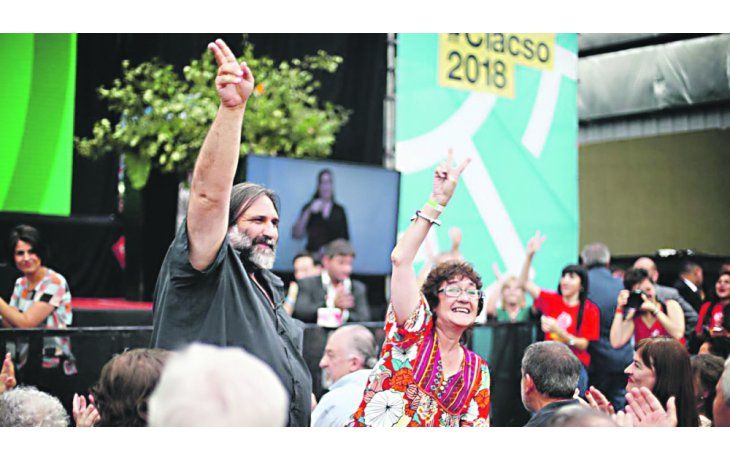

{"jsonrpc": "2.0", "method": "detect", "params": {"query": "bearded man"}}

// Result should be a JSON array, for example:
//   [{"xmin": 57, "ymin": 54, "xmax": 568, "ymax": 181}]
[{"xmin": 150, "ymin": 38, "xmax": 312, "ymax": 426}]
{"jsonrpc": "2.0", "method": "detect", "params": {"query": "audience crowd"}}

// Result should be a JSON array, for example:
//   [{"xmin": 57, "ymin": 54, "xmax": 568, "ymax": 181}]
[
  {"xmin": 1, "ymin": 37, "xmax": 729, "ymax": 429},
  {"xmin": 2, "ymin": 213, "xmax": 728, "ymax": 428}
]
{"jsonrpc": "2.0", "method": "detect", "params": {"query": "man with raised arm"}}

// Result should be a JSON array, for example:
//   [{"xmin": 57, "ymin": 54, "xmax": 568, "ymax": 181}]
[{"xmin": 150, "ymin": 39, "xmax": 312, "ymax": 426}]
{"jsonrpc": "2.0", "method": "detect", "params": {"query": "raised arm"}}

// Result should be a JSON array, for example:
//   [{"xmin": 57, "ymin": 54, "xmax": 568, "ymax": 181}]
[
  {"xmin": 291, "ymin": 202, "xmax": 315, "ymax": 240},
  {"xmin": 649, "ymin": 299, "xmax": 685, "ymax": 340},
  {"xmin": 390, "ymin": 150, "xmax": 470, "ymax": 326},
  {"xmin": 485, "ymin": 263, "xmax": 504, "ymax": 318},
  {"xmin": 610, "ymin": 290, "xmax": 635, "ymax": 348},
  {"xmin": 518, "ymin": 231, "xmax": 546, "ymax": 307},
  {"xmin": 187, "ymin": 39, "xmax": 255, "ymax": 271}
]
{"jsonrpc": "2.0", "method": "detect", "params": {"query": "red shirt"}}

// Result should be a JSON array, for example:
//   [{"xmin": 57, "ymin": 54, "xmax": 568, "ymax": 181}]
[
  {"xmin": 696, "ymin": 301, "xmax": 727, "ymax": 334},
  {"xmin": 534, "ymin": 290, "xmax": 600, "ymax": 367},
  {"xmin": 633, "ymin": 306, "xmax": 685, "ymax": 345}
]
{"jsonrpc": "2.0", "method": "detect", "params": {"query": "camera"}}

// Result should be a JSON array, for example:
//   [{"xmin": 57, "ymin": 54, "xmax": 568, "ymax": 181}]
[{"xmin": 625, "ymin": 289, "xmax": 644, "ymax": 314}]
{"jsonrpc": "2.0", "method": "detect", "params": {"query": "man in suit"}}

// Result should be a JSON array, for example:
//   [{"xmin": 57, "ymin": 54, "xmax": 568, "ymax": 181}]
[
  {"xmin": 293, "ymin": 239, "xmax": 370, "ymax": 325},
  {"xmin": 633, "ymin": 257, "xmax": 698, "ymax": 336},
  {"xmin": 673, "ymin": 260, "xmax": 705, "ymax": 313},
  {"xmin": 581, "ymin": 242, "xmax": 632, "ymax": 410}
]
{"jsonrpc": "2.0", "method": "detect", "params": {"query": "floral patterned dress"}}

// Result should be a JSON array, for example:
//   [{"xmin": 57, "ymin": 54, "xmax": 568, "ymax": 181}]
[{"xmin": 350, "ymin": 295, "xmax": 491, "ymax": 427}]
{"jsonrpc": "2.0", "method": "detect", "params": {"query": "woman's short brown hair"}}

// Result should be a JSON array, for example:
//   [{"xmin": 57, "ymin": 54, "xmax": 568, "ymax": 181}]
[
  {"xmin": 91, "ymin": 348, "xmax": 171, "ymax": 427},
  {"xmin": 422, "ymin": 260, "xmax": 483, "ymax": 333}
]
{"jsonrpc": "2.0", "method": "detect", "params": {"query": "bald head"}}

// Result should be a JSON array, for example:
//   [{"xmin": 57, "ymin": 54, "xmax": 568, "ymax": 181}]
[
  {"xmin": 633, "ymin": 257, "xmax": 658, "ymax": 282},
  {"xmin": 319, "ymin": 325, "xmax": 378, "ymax": 387}
]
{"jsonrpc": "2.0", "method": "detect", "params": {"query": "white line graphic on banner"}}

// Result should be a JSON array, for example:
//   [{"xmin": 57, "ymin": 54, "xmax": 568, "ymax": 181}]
[{"xmin": 522, "ymin": 45, "xmax": 578, "ymax": 158}]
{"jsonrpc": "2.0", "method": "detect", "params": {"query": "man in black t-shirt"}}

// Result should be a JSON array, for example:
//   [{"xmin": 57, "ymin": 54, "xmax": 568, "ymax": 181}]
[{"xmin": 150, "ymin": 38, "xmax": 312, "ymax": 426}]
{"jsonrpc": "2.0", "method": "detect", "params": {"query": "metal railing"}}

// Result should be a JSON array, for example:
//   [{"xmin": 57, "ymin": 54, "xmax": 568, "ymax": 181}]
[{"xmin": 1, "ymin": 320, "xmax": 539, "ymax": 426}]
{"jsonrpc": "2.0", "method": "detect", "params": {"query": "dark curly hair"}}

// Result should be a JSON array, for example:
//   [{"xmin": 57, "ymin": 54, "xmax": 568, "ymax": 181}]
[
  {"xmin": 422, "ymin": 260, "xmax": 483, "ymax": 343},
  {"xmin": 91, "ymin": 349, "xmax": 171, "ymax": 427}
]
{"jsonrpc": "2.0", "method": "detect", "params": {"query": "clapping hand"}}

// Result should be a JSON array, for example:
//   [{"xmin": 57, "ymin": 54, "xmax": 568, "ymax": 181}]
[
  {"xmin": 585, "ymin": 386, "xmax": 615, "ymax": 415},
  {"xmin": 613, "ymin": 387, "xmax": 677, "ymax": 427},
  {"xmin": 334, "ymin": 284, "xmax": 354, "ymax": 310},
  {"xmin": 431, "ymin": 149, "xmax": 470, "ymax": 207},
  {"xmin": 73, "ymin": 393, "xmax": 100, "ymax": 428},
  {"xmin": 0, "ymin": 352, "xmax": 16, "ymax": 394},
  {"xmin": 540, "ymin": 315, "xmax": 558, "ymax": 334},
  {"xmin": 208, "ymin": 39, "xmax": 255, "ymax": 109}
]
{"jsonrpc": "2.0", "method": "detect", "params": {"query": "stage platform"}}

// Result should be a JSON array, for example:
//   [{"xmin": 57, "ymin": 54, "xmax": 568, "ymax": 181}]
[{"xmin": 72, "ymin": 298, "xmax": 153, "ymax": 327}]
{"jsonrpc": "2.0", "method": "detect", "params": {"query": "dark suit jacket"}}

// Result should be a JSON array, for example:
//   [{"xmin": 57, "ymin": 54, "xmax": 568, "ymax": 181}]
[
  {"xmin": 292, "ymin": 275, "xmax": 370, "ymax": 324},
  {"xmin": 586, "ymin": 266, "xmax": 633, "ymax": 373},
  {"xmin": 673, "ymin": 278, "xmax": 704, "ymax": 313}
]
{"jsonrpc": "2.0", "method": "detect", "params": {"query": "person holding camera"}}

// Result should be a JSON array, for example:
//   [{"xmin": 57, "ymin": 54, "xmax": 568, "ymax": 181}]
[{"xmin": 610, "ymin": 268, "xmax": 685, "ymax": 349}]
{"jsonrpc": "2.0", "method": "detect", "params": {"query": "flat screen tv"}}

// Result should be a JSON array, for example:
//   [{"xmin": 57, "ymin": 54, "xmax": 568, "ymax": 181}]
[{"xmin": 244, "ymin": 155, "xmax": 400, "ymax": 275}]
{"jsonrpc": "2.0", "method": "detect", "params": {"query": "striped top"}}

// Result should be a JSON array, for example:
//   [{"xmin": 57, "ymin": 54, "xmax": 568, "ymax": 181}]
[{"xmin": 7, "ymin": 268, "xmax": 77, "ymax": 375}]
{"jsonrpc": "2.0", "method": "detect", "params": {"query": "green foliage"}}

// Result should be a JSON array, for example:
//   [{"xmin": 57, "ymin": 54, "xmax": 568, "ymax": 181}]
[{"xmin": 76, "ymin": 38, "xmax": 351, "ymax": 189}]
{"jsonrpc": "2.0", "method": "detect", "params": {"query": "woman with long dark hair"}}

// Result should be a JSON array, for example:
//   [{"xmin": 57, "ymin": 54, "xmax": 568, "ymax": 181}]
[
  {"xmin": 518, "ymin": 231, "xmax": 600, "ymax": 395},
  {"xmin": 292, "ymin": 168, "xmax": 350, "ymax": 257},
  {"xmin": 625, "ymin": 337, "xmax": 700, "ymax": 426},
  {"xmin": 690, "ymin": 353, "xmax": 725, "ymax": 426}
]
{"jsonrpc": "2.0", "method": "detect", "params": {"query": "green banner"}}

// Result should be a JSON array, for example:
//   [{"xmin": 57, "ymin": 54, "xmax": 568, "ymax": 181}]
[
  {"xmin": 0, "ymin": 33, "xmax": 76, "ymax": 216},
  {"xmin": 395, "ymin": 33, "xmax": 578, "ymax": 306}
]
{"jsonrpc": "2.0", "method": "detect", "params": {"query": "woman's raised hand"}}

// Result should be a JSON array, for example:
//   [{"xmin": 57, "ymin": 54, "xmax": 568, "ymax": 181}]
[
  {"xmin": 208, "ymin": 39, "xmax": 254, "ymax": 109},
  {"xmin": 526, "ymin": 230, "xmax": 546, "ymax": 256},
  {"xmin": 431, "ymin": 149, "xmax": 470, "ymax": 206}
]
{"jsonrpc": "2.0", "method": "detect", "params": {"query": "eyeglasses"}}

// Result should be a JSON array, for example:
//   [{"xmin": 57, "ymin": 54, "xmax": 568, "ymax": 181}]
[{"xmin": 438, "ymin": 286, "xmax": 481, "ymax": 299}]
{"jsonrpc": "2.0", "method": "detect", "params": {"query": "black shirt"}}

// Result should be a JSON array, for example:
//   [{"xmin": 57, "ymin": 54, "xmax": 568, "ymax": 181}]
[
  {"xmin": 524, "ymin": 399, "xmax": 579, "ymax": 427},
  {"xmin": 150, "ymin": 219, "xmax": 312, "ymax": 426},
  {"xmin": 303, "ymin": 202, "xmax": 349, "ymax": 254}
]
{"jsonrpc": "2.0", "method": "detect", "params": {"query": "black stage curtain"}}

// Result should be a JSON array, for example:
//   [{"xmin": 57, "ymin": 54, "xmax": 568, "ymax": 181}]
[{"xmin": 0, "ymin": 213, "xmax": 124, "ymax": 298}]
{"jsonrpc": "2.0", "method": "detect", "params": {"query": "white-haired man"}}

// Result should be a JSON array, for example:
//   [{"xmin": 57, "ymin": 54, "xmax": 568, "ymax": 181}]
[
  {"xmin": 0, "ymin": 386, "xmax": 69, "ymax": 427},
  {"xmin": 312, "ymin": 325, "xmax": 378, "ymax": 427},
  {"xmin": 150, "ymin": 39, "xmax": 311, "ymax": 426},
  {"xmin": 148, "ymin": 343, "xmax": 289, "ymax": 427}
]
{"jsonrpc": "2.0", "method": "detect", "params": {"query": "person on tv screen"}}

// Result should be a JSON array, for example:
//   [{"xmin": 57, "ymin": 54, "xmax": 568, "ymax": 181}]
[{"xmin": 292, "ymin": 169, "xmax": 349, "ymax": 257}]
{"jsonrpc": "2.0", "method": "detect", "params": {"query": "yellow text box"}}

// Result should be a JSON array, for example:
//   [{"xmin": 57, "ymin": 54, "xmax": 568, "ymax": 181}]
[{"xmin": 438, "ymin": 33, "xmax": 555, "ymax": 98}]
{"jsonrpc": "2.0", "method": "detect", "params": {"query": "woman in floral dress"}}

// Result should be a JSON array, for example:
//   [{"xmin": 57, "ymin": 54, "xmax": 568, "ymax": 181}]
[{"xmin": 350, "ymin": 151, "xmax": 491, "ymax": 427}]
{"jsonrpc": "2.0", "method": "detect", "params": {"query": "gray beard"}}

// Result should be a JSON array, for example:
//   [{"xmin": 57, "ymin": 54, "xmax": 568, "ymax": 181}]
[{"xmin": 228, "ymin": 226, "xmax": 276, "ymax": 270}]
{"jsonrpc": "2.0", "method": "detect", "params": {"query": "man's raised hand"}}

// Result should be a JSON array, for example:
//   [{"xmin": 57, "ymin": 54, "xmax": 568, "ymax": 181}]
[
  {"xmin": 431, "ymin": 149, "xmax": 470, "ymax": 206},
  {"xmin": 208, "ymin": 39, "xmax": 254, "ymax": 109}
]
